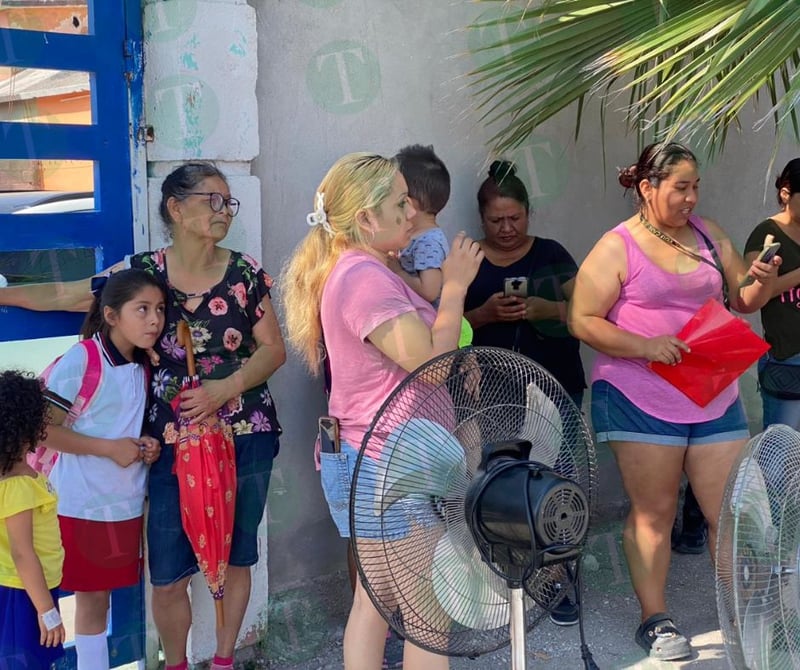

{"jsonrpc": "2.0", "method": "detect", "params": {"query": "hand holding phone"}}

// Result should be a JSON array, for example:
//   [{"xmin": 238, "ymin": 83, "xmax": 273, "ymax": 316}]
[
  {"xmin": 319, "ymin": 416, "xmax": 340, "ymax": 454},
  {"xmin": 740, "ymin": 235, "xmax": 780, "ymax": 288},
  {"xmin": 504, "ymin": 276, "xmax": 528, "ymax": 298}
]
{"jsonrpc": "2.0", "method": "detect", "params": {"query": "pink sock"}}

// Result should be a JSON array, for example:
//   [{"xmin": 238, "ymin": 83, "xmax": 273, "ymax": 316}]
[
  {"xmin": 211, "ymin": 655, "xmax": 234, "ymax": 669},
  {"xmin": 165, "ymin": 661, "xmax": 188, "ymax": 670}
]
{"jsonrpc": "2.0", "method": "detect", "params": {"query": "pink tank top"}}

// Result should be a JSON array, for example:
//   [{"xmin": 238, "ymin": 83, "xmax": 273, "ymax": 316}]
[{"xmin": 592, "ymin": 216, "xmax": 738, "ymax": 422}]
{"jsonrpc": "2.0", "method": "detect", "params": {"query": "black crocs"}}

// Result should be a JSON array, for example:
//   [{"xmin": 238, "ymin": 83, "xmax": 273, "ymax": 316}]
[{"xmin": 635, "ymin": 613, "xmax": 692, "ymax": 661}]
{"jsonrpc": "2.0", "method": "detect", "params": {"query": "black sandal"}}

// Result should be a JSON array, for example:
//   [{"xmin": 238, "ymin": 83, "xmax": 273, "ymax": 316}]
[{"xmin": 635, "ymin": 613, "xmax": 692, "ymax": 661}]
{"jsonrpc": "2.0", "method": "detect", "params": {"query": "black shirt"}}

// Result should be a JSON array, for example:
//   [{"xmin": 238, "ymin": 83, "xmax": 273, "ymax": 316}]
[
  {"xmin": 464, "ymin": 237, "xmax": 586, "ymax": 394},
  {"xmin": 744, "ymin": 219, "xmax": 800, "ymax": 360}
]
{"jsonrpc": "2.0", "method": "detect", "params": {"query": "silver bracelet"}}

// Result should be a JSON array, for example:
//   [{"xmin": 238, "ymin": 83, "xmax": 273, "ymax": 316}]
[{"xmin": 40, "ymin": 607, "xmax": 62, "ymax": 631}]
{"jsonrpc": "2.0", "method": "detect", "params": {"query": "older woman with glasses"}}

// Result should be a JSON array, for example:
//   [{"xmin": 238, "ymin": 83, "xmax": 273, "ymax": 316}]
[{"xmin": 0, "ymin": 162, "xmax": 286, "ymax": 670}]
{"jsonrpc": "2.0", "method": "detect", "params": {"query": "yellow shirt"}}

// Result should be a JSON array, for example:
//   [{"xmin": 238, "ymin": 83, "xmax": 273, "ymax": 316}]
[{"xmin": 0, "ymin": 473, "xmax": 63, "ymax": 589}]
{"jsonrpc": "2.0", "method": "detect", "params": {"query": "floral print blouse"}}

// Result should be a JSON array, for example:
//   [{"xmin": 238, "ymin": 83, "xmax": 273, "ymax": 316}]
[{"xmin": 129, "ymin": 248, "xmax": 281, "ymax": 445}]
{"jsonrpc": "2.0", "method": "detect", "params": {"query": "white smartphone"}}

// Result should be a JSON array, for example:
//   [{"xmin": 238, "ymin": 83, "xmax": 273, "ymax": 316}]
[
  {"xmin": 740, "ymin": 241, "xmax": 780, "ymax": 287},
  {"xmin": 504, "ymin": 276, "xmax": 528, "ymax": 298}
]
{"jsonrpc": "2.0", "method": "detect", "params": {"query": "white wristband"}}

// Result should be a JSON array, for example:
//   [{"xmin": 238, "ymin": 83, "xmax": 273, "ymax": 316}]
[{"xmin": 40, "ymin": 607, "xmax": 62, "ymax": 631}]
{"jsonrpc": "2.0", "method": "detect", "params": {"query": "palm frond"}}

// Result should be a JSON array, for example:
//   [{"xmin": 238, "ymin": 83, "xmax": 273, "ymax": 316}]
[{"xmin": 467, "ymin": 0, "xmax": 800, "ymax": 159}]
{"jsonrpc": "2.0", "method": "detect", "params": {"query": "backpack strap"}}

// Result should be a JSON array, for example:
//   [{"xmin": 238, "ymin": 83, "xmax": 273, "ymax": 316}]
[{"xmin": 63, "ymin": 338, "xmax": 104, "ymax": 428}]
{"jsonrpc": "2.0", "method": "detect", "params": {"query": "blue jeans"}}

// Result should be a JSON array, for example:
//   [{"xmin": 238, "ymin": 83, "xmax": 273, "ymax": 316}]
[
  {"xmin": 319, "ymin": 442, "xmax": 439, "ymax": 540},
  {"xmin": 759, "ymin": 352, "xmax": 800, "ymax": 430}
]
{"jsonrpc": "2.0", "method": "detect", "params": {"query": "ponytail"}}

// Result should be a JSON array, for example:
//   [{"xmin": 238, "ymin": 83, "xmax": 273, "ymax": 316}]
[
  {"xmin": 80, "ymin": 276, "xmax": 108, "ymax": 340},
  {"xmin": 282, "ymin": 152, "xmax": 397, "ymax": 373}
]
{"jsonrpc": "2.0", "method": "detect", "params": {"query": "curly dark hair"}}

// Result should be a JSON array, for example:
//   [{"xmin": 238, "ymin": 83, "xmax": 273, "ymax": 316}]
[{"xmin": 0, "ymin": 370, "xmax": 50, "ymax": 475}]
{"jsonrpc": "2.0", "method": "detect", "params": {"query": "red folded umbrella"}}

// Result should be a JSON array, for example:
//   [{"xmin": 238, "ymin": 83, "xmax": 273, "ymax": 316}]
[
  {"xmin": 650, "ymin": 299, "xmax": 770, "ymax": 407},
  {"xmin": 174, "ymin": 321, "xmax": 237, "ymax": 628}
]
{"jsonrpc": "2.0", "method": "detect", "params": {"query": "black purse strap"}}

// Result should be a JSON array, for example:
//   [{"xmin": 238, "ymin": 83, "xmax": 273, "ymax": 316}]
[{"xmin": 691, "ymin": 223, "xmax": 730, "ymax": 310}]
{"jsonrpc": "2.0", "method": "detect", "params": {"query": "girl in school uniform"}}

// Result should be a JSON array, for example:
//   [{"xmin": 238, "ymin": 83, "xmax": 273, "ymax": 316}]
[{"xmin": 43, "ymin": 269, "xmax": 164, "ymax": 670}]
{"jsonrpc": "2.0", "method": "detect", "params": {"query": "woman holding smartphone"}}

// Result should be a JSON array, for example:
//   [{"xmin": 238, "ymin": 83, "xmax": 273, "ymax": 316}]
[
  {"xmin": 464, "ymin": 160, "xmax": 586, "ymax": 408},
  {"xmin": 745, "ymin": 157, "xmax": 800, "ymax": 428},
  {"xmin": 283, "ymin": 152, "xmax": 482, "ymax": 670}
]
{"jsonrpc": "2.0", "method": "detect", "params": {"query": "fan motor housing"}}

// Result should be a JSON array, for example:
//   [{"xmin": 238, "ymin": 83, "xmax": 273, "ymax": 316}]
[{"xmin": 466, "ymin": 443, "xmax": 590, "ymax": 573}]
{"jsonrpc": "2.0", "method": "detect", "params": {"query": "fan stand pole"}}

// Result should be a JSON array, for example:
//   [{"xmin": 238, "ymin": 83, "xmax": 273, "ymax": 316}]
[{"xmin": 509, "ymin": 587, "xmax": 527, "ymax": 670}]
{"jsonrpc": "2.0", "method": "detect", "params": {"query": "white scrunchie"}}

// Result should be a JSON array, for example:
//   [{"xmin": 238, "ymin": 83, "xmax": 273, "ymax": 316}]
[{"xmin": 306, "ymin": 192, "xmax": 334, "ymax": 236}]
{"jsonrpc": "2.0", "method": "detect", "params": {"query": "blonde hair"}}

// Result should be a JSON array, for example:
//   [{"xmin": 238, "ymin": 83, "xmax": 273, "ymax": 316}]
[{"xmin": 282, "ymin": 152, "xmax": 398, "ymax": 373}]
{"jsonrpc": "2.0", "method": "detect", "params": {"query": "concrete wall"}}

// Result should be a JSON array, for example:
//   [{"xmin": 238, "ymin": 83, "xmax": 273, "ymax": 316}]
[{"xmin": 254, "ymin": 0, "xmax": 798, "ymax": 596}]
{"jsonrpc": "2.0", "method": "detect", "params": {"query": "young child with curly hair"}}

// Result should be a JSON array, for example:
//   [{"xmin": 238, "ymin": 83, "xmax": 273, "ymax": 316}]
[{"xmin": 0, "ymin": 369, "xmax": 65, "ymax": 669}]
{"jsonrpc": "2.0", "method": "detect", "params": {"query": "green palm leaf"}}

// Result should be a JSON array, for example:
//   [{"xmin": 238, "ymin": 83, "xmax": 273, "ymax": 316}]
[{"xmin": 468, "ymin": 0, "xmax": 800, "ymax": 160}]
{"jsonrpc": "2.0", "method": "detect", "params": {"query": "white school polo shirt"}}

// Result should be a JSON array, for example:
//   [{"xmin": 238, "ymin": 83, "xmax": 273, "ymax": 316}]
[{"xmin": 46, "ymin": 334, "xmax": 148, "ymax": 522}]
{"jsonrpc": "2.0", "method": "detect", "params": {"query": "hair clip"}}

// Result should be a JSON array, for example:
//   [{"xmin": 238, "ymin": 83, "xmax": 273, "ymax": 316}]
[{"xmin": 306, "ymin": 192, "xmax": 334, "ymax": 236}]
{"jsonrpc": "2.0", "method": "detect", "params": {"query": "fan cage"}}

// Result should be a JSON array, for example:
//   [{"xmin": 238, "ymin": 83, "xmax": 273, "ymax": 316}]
[
  {"xmin": 350, "ymin": 347, "xmax": 598, "ymax": 657},
  {"xmin": 716, "ymin": 424, "xmax": 800, "ymax": 670}
]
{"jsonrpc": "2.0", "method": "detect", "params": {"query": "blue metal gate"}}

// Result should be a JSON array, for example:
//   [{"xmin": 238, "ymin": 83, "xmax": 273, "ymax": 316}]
[
  {"xmin": 0, "ymin": 1, "xmax": 146, "ymax": 667},
  {"xmin": 0, "ymin": 0, "xmax": 144, "ymax": 342}
]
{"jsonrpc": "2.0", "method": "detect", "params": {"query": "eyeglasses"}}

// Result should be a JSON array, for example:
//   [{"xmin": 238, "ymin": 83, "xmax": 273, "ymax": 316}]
[{"xmin": 187, "ymin": 192, "xmax": 240, "ymax": 217}]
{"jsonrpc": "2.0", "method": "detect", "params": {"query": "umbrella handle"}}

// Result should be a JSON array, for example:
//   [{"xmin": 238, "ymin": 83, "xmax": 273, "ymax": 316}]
[
  {"xmin": 176, "ymin": 320, "xmax": 197, "ymax": 377},
  {"xmin": 215, "ymin": 598, "xmax": 225, "ymax": 629}
]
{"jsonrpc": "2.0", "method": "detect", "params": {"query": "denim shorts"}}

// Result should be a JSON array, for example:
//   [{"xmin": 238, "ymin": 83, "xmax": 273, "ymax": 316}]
[
  {"xmin": 591, "ymin": 380, "xmax": 749, "ymax": 447},
  {"xmin": 147, "ymin": 431, "xmax": 279, "ymax": 586},
  {"xmin": 320, "ymin": 442, "xmax": 439, "ymax": 540}
]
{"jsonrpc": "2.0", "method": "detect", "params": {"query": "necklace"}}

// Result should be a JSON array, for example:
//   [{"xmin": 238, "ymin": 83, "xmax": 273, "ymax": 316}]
[
  {"xmin": 638, "ymin": 213, "xmax": 709, "ymax": 266},
  {"xmin": 639, "ymin": 213, "xmax": 731, "ymax": 307},
  {"xmin": 174, "ymin": 287, "xmax": 208, "ymax": 303}
]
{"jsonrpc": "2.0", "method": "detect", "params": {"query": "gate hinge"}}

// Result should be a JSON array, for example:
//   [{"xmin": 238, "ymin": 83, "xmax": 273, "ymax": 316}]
[{"xmin": 123, "ymin": 39, "xmax": 143, "ymax": 83}]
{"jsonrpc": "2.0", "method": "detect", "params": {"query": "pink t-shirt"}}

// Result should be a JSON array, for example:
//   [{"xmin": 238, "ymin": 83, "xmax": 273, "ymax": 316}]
[
  {"xmin": 321, "ymin": 251, "xmax": 437, "ymax": 455},
  {"xmin": 592, "ymin": 217, "xmax": 738, "ymax": 422}
]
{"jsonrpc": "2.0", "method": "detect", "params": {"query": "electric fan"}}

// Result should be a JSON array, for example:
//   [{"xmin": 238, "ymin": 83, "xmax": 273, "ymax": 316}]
[
  {"xmin": 350, "ymin": 347, "xmax": 598, "ymax": 669},
  {"xmin": 716, "ymin": 423, "xmax": 800, "ymax": 669}
]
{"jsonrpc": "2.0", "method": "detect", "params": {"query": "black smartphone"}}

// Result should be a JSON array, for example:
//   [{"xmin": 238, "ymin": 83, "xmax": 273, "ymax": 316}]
[
  {"xmin": 504, "ymin": 276, "xmax": 528, "ymax": 298},
  {"xmin": 319, "ymin": 416, "xmax": 340, "ymax": 454}
]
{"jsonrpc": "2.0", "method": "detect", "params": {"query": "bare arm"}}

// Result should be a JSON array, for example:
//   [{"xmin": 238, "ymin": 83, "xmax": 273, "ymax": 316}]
[
  {"xmin": 44, "ymin": 404, "xmax": 143, "ymax": 467},
  {"xmin": 415, "ymin": 268, "xmax": 443, "ymax": 303},
  {"xmin": 702, "ymin": 218, "xmax": 779, "ymax": 313},
  {"xmin": 0, "ymin": 279, "xmax": 94, "ymax": 312},
  {"xmin": 568, "ymin": 232, "xmax": 689, "ymax": 364},
  {"xmin": 525, "ymin": 277, "xmax": 574, "ymax": 323},
  {"xmin": 465, "ymin": 294, "xmax": 528, "ymax": 329},
  {"xmin": 744, "ymin": 250, "xmax": 800, "ymax": 299},
  {"xmin": 368, "ymin": 234, "xmax": 483, "ymax": 372},
  {"xmin": 7, "ymin": 508, "xmax": 66, "ymax": 647},
  {"xmin": 179, "ymin": 297, "xmax": 286, "ymax": 421},
  {"xmin": 388, "ymin": 258, "xmax": 443, "ymax": 304},
  {"xmin": 0, "ymin": 261, "xmax": 126, "ymax": 312}
]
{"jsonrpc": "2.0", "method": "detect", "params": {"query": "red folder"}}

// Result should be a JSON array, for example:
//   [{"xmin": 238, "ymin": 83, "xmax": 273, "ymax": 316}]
[{"xmin": 650, "ymin": 299, "xmax": 770, "ymax": 407}]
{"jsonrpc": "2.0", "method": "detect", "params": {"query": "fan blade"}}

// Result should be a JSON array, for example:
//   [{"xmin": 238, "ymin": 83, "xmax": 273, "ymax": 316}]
[
  {"xmin": 732, "ymin": 456, "xmax": 773, "ymax": 535},
  {"xmin": 519, "ymin": 381, "xmax": 563, "ymax": 467},
  {"xmin": 431, "ymin": 532, "xmax": 509, "ymax": 630},
  {"xmin": 375, "ymin": 418, "xmax": 467, "ymax": 515}
]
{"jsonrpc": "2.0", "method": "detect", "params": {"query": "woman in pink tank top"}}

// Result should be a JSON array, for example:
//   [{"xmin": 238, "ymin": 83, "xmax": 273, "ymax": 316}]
[{"xmin": 569, "ymin": 143, "xmax": 779, "ymax": 661}]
